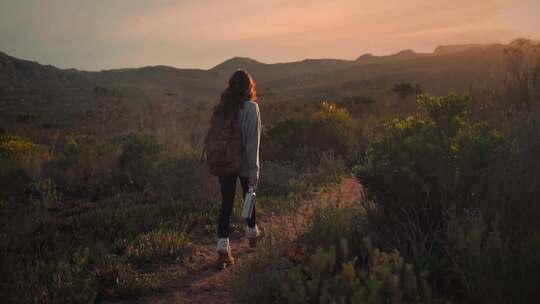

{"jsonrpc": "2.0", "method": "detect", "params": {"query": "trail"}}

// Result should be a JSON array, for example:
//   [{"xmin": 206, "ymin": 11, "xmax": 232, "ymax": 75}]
[{"xmin": 139, "ymin": 178, "xmax": 363, "ymax": 304}]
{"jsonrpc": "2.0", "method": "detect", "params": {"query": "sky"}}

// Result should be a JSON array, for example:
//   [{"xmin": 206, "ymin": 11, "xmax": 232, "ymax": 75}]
[{"xmin": 1, "ymin": 0, "xmax": 539, "ymax": 71}]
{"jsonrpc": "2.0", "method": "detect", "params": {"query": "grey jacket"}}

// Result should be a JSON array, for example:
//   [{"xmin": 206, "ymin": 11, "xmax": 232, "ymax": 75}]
[{"xmin": 238, "ymin": 100, "xmax": 261, "ymax": 180}]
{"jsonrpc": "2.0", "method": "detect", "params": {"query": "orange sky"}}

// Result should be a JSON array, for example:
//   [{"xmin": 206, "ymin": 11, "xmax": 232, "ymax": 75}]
[{"xmin": 1, "ymin": 0, "xmax": 538, "ymax": 70}]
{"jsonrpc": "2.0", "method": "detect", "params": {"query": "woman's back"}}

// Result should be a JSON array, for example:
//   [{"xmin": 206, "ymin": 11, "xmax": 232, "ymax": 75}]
[
  {"xmin": 238, "ymin": 100, "xmax": 261, "ymax": 180},
  {"xmin": 211, "ymin": 70, "xmax": 262, "ymax": 270}
]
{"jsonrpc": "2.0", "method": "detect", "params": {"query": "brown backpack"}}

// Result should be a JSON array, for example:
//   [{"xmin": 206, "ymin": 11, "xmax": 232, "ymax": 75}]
[{"xmin": 203, "ymin": 112, "xmax": 243, "ymax": 176}]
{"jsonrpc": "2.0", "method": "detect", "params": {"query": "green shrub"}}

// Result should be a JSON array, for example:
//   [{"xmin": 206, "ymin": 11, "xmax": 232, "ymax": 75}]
[
  {"xmin": 0, "ymin": 135, "xmax": 48, "ymax": 198},
  {"xmin": 304, "ymin": 206, "xmax": 364, "ymax": 252},
  {"xmin": 283, "ymin": 239, "xmax": 440, "ymax": 304},
  {"xmin": 266, "ymin": 102, "xmax": 358, "ymax": 163},
  {"xmin": 288, "ymin": 206, "xmax": 441, "ymax": 303},
  {"xmin": 355, "ymin": 94, "xmax": 540, "ymax": 303},
  {"xmin": 443, "ymin": 113, "xmax": 540, "ymax": 304},
  {"xmin": 355, "ymin": 93, "xmax": 501, "ymax": 261},
  {"xmin": 116, "ymin": 135, "xmax": 218, "ymax": 204},
  {"xmin": 234, "ymin": 204, "xmax": 444, "ymax": 304},
  {"xmin": 264, "ymin": 116, "xmax": 312, "ymax": 161},
  {"xmin": 0, "ymin": 135, "xmax": 45, "ymax": 159},
  {"xmin": 151, "ymin": 149, "xmax": 218, "ymax": 204},
  {"xmin": 232, "ymin": 244, "xmax": 292, "ymax": 304},
  {"xmin": 50, "ymin": 137, "xmax": 119, "ymax": 188},
  {"xmin": 118, "ymin": 133, "xmax": 161, "ymax": 187},
  {"xmin": 447, "ymin": 215, "xmax": 540, "ymax": 304},
  {"xmin": 392, "ymin": 82, "xmax": 423, "ymax": 99},
  {"xmin": 484, "ymin": 113, "xmax": 540, "ymax": 239},
  {"xmin": 57, "ymin": 136, "xmax": 82, "ymax": 170}
]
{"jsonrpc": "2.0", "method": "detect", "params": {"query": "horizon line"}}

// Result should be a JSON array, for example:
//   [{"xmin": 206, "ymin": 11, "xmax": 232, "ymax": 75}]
[{"xmin": 2, "ymin": 37, "xmax": 537, "ymax": 73}]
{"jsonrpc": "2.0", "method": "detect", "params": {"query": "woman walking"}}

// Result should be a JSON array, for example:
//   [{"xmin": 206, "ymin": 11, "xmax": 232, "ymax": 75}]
[{"xmin": 204, "ymin": 69, "xmax": 261, "ymax": 269}]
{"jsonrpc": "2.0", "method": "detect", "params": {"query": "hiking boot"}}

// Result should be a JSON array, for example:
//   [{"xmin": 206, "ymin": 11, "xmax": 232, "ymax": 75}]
[
  {"xmin": 245, "ymin": 225, "xmax": 260, "ymax": 249},
  {"xmin": 216, "ymin": 238, "xmax": 234, "ymax": 269},
  {"xmin": 216, "ymin": 249, "xmax": 235, "ymax": 270}
]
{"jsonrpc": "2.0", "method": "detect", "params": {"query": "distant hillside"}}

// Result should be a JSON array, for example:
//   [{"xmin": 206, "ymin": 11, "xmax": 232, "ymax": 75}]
[
  {"xmin": 0, "ymin": 51, "xmax": 96, "ymax": 114},
  {"xmin": 0, "ymin": 51, "xmax": 225, "ymax": 116},
  {"xmin": 0, "ymin": 40, "xmax": 525, "ymax": 121}
]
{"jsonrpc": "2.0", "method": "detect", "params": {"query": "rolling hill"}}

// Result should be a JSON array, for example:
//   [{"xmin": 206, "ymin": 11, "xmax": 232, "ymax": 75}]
[{"xmin": 0, "ymin": 40, "xmax": 522, "ymax": 122}]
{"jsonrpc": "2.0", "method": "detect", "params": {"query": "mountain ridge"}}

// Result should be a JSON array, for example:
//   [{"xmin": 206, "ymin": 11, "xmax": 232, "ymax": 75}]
[
  {"xmin": 0, "ymin": 41, "xmax": 509, "ymax": 74},
  {"xmin": 0, "ymin": 40, "xmax": 531, "ymax": 121}
]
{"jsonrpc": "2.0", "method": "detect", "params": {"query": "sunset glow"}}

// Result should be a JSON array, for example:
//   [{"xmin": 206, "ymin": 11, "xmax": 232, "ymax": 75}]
[{"xmin": 1, "ymin": 0, "xmax": 539, "ymax": 70}]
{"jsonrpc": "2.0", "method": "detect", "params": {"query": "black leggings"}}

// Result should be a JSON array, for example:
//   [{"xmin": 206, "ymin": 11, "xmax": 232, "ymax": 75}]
[{"xmin": 217, "ymin": 174, "xmax": 256, "ymax": 238}]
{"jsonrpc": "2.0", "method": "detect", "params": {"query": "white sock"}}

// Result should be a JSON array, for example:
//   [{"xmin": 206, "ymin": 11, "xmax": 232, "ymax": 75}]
[
  {"xmin": 245, "ymin": 225, "xmax": 260, "ymax": 239},
  {"xmin": 217, "ymin": 238, "xmax": 230, "ymax": 252}
]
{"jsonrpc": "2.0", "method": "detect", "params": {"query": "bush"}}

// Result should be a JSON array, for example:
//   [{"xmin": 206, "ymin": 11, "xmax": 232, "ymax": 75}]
[
  {"xmin": 118, "ymin": 133, "xmax": 161, "ymax": 187},
  {"xmin": 47, "ymin": 137, "xmax": 119, "ymax": 198},
  {"xmin": 444, "ymin": 113, "xmax": 540, "ymax": 303},
  {"xmin": 116, "ymin": 136, "xmax": 219, "ymax": 205},
  {"xmin": 248, "ymin": 154, "xmax": 346, "ymax": 216},
  {"xmin": 392, "ymin": 82, "xmax": 423, "ymax": 99},
  {"xmin": 355, "ymin": 94, "xmax": 540, "ymax": 303},
  {"xmin": 447, "ymin": 215, "xmax": 540, "ymax": 304},
  {"xmin": 234, "ymin": 203, "xmax": 445, "ymax": 304},
  {"xmin": 286, "ymin": 203, "xmax": 443, "ymax": 303},
  {"xmin": 232, "ymin": 244, "xmax": 292, "ymax": 304},
  {"xmin": 0, "ymin": 135, "xmax": 48, "ymax": 198},
  {"xmin": 283, "ymin": 239, "xmax": 440, "ymax": 304},
  {"xmin": 232, "ymin": 172, "xmax": 354, "ymax": 304},
  {"xmin": 266, "ymin": 102, "xmax": 358, "ymax": 163},
  {"xmin": 355, "ymin": 93, "xmax": 501, "ymax": 262},
  {"xmin": 304, "ymin": 206, "xmax": 364, "ymax": 253},
  {"xmin": 151, "ymin": 149, "xmax": 218, "ymax": 204},
  {"xmin": 484, "ymin": 113, "xmax": 540, "ymax": 239}
]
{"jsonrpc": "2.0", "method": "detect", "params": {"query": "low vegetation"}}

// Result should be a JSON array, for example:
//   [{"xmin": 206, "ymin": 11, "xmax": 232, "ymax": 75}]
[
  {"xmin": 265, "ymin": 101, "xmax": 358, "ymax": 163},
  {"xmin": 0, "ymin": 99, "xmax": 351, "ymax": 302},
  {"xmin": 1, "ymin": 39, "xmax": 539, "ymax": 304},
  {"xmin": 234, "ymin": 90, "xmax": 540, "ymax": 304}
]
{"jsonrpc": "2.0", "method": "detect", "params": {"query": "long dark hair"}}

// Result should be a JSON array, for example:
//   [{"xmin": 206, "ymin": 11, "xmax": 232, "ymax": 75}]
[{"xmin": 213, "ymin": 70, "xmax": 257, "ymax": 118}]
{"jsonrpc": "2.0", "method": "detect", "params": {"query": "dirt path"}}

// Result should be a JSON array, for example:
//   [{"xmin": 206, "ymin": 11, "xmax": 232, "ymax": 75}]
[{"xmin": 141, "ymin": 178, "xmax": 363, "ymax": 304}]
